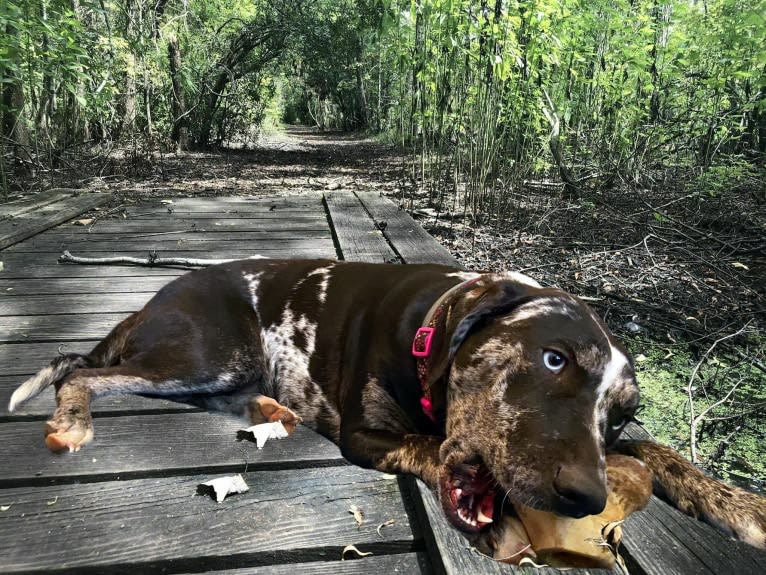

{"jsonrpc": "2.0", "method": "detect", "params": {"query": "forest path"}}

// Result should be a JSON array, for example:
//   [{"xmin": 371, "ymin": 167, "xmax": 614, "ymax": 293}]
[{"xmin": 82, "ymin": 126, "xmax": 407, "ymax": 200}]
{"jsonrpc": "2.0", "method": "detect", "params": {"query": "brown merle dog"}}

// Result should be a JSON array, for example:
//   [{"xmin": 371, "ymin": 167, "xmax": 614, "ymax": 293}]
[{"xmin": 9, "ymin": 259, "xmax": 766, "ymax": 548}]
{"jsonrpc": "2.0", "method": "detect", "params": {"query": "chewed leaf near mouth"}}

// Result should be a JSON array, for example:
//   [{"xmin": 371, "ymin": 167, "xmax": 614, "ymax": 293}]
[{"xmin": 439, "ymin": 460, "xmax": 497, "ymax": 533}]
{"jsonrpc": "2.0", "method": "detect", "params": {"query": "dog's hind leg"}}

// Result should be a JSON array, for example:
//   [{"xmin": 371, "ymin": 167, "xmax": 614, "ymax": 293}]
[
  {"xmin": 616, "ymin": 439, "xmax": 766, "ymax": 548},
  {"xmin": 44, "ymin": 365, "xmax": 243, "ymax": 452}
]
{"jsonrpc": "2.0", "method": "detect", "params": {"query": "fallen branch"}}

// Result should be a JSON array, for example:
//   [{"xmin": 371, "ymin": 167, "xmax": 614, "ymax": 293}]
[
  {"xmin": 686, "ymin": 321, "xmax": 752, "ymax": 463},
  {"xmin": 58, "ymin": 250, "xmax": 239, "ymax": 267}
]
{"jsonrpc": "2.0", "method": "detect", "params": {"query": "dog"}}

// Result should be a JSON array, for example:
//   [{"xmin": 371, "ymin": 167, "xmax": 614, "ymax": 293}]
[{"xmin": 8, "ymin": 258, "xmax": 766, "ymax": 548}]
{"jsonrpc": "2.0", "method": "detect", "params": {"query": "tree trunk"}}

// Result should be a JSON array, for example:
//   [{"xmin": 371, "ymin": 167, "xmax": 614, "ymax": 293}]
[
  {"xmin": 120, "ymin": 1, "xmax": 137, "ymax": 137},
  {"xmin": 36, "ymin": 0, "xmax": 53, "ymax": 136},
  {"xmin": 168, "ymin": 36, "xmax": 189, "ymax": 150},
  {"xmin": 0, "ymin": 21, "xmax": 31, "ymax": 158},
  {"xmin": 121, "ymin": 57, "xmax": 137, "ymax": 136},
  {"xmin": 355, "ymin": 65, "xmax": 368, "ymax": 128}
]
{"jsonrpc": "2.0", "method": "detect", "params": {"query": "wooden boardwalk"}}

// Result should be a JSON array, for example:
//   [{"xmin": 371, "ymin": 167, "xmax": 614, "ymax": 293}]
[{"xmin": 0, "ymin": 191, "xmax": 764, "ymax": 575}]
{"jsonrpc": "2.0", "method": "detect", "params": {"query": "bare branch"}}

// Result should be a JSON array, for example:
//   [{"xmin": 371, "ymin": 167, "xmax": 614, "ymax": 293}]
[
  {"xmin": 686, "ymin": 321, "xmax": 752, "ymax": 463},
  {"xmin": 57, "ymin": 250, "xmax": 254, "ymax": 268}
]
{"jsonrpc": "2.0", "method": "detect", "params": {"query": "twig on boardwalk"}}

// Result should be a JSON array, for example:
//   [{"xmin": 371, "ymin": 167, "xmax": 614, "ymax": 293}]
[{"xmin": 58, "ymin": 250, "xmax": 242, "ymax": 267}]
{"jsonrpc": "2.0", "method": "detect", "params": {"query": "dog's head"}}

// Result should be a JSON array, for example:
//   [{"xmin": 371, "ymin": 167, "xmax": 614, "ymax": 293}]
[{"xmin": 431, "ymin": 273, "xmax": 640, "ymax": 533}]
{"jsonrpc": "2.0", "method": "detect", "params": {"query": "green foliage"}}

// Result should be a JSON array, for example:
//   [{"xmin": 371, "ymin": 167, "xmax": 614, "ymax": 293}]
[
  {"xmin": 691, "ymin": 161, "xmax": 759, "ymax": 197},
  {"xmin": 332, "ymin": 0, "xmax": 766, "ymax": 211},
  {"xmin": 634, "ymin": 339, "xmax": 766, "ymax": 486},
  {"xmin": 1, "ymin": 0, "xmax": 764, "ymax": 187}
]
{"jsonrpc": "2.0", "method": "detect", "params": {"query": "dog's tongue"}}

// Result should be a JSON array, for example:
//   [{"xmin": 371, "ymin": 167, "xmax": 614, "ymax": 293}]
[{"xmin": 477, "ymin": 492, "xmax": 495, "ymax": 525}]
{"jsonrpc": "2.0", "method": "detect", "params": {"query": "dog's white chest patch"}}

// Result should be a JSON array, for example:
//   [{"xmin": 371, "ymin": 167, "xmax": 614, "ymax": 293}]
[
  {"xmin": 261, "ymin": 307, "xmax": 317, "ymax": 388},
  {"xmin": 259, "ymin": 304, "xmax": 338, "ymax": 430}
]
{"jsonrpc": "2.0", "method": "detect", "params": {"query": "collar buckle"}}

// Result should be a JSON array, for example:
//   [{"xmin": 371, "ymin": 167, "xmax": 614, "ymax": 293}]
[{"xmin": 412, "ymin": 327, "xmax": 435, "ymax": 358}]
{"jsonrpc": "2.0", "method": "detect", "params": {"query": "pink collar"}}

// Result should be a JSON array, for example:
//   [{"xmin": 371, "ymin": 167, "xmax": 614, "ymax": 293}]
[{"xmin": 411, "ymin": 276, "xmax": 483, "ymax": 422}]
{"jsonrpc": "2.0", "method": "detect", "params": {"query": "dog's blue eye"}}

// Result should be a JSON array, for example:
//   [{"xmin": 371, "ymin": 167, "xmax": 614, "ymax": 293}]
[{"xmin": 543, "ymin": 350, "xmax": 566, "ymax": 373}]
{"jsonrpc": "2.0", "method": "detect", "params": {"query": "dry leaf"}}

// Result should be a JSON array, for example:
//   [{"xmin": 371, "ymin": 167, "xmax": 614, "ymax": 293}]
[
  {"xmin": 349, "ymin": 504, "xmax": 364, "ymax": 529},
  {"xmin": 376, "ymin": 519, "xmax": 395, "ymax": 537},
  {"xmin": 200, "ymin": 474, "xmax": 249, "ymax": 502},
  {"xmin": 46, "ymin": 496, "xmax": 58, "ymax": 506},
  {"xmin": 341, "ymin": 544, "xmax": 373, "ymax": 560},
  {"xmin": 239, "ymin": 421, "xmax": 288, "ymax": 449},
  {"xmin": 74, "ymin": 218, "xmax": 93, "ymax": 226},
  {"xmin": 634, "ymin": 354, "xmax": 647, "ymax": 363},
  {"xmin": 0, "ymin": 505, "xmax": 10, "ymax": 511},
  {"xmin": 160, "ymin": 199, "xmax": 174, "ymax": 205},
  {"xmin": 731, "ymin": 262, "xmax": 749, "ymax": 270}
]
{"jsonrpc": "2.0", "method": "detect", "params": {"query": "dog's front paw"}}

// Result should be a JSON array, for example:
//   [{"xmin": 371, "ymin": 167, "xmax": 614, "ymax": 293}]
[
  {"xmin": 44, "ymin": 411, "xmax": 93, "ymax": 453},
  {"xmin": 695, "ymin": 489, "xmax": 766, "ymax": 549},
  {"xmin": 618, "ymin": 439, "xmax": 766, "ymax": 548}
]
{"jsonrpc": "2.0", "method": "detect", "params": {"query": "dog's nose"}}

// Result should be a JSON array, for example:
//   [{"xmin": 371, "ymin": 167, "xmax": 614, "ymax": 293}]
[{"xmin": 552, "ymin": 464, "xmax": 607, "ymax": 518}]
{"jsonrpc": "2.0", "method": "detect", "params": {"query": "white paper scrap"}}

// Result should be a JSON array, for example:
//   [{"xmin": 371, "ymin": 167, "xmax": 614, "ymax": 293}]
[
  {"xmin": 201, "ymin": 474, "xmax": 249, "ymax": 503},
  {"xmin": 240, "ymin": 421, "xmax": 289, "ymax": 449}
]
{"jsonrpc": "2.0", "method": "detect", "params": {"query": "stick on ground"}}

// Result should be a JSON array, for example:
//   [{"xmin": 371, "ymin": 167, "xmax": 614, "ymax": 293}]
[{"xmin": 58, "ymin": 250, "xmax": 255, "ymax": 268}]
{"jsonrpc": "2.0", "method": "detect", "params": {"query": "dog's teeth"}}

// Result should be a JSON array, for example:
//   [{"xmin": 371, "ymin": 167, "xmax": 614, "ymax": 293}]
[
  {"xmin": 454, "ymin": 488, "xmax": 463, "ymax": 499},
  {"xmin": 476, "ymin": 509, "xmax": 493, "ymax": 524}
]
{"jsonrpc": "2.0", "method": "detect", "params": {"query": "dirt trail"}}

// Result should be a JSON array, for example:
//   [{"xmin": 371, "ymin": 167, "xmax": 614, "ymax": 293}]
[{"xmin": 81, "ymin": 127, "xmax": 406, "ymax": 199}]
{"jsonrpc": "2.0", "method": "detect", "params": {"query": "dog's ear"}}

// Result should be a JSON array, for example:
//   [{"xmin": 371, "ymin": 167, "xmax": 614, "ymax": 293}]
[
  {"xmin": 447, "ymin": 282, "xmax": 534, "ymax": 358},
  {"xmin": 426, "ymin": 277, "xmax": 539, "ymax": 388}
]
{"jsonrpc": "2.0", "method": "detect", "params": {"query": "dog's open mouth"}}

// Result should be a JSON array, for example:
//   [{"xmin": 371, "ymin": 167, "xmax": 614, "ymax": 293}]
[{"xmin": 439, "ymin": 459, "xmax": 497, "ymax": 533}]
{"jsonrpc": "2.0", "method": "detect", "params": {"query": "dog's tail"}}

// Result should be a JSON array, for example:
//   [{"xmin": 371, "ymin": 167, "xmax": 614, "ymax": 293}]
[
  {"xmin": 8, "ymin": 353, "xmax": 93, "ymax": 412},
  {"xmin": 616, "ymin": 439, "xmax": 766, "ymax": 549},
  {"xmin": 8, "ymin": 312, "xmax": 139, "ymax": 413}
]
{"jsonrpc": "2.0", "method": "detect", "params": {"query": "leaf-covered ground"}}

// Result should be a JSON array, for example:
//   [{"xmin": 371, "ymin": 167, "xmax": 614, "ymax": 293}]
[{"xmin": 10, "ymin": 127, "xmax": 765, "ymax": 488}]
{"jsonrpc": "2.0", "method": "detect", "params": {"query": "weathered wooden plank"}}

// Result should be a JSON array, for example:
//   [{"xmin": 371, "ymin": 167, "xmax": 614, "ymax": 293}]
[
  {"xmin": 125, "ymin": 209, "xmax": 323, "ymax": 219},
  {"xmin": 127, "ymin": 207, "xmax": 322, "ymax": 216},
  {"xmin": 0, "ymin": 292, "xmax": 155, "ymax": 316},
  {"xmin": 406, "ymin": 478, "xmax": 605, "ymax": 575},
  {"xmin": 0, "ymin": 466, "xmax": 417, "ymax": 574},
  {"xmin": 5, "ymin": 237, "xmax": 337, "ymax": 254},
  {"xmin": 0, "ymin": 262, "xmax": 189, "ymax": 279},
  {"xmin": 0, "ymin": 248, "xmax": 336, "ymax": 278},
  {"xmin": 0, "ymin": 276, "xmax": 176, "ymax": 296},
  {"xmin": 622, "ymin": 497, "xmax": 765, "ymax": 575},
  {"xmin": 0, "ymin": 341, "xmax": 96, "ymax": 375},
  {"xmin": 175, "ymin": 554, "xmax": 432, "ymax": 575},
  {"xmin": 0, "ymin": 192, "xmax": 112, "ymax": 250},
  {"xmin": 15, "ymin": 229, "xmax": 332, "ymax": 245},
  {"xmin": 0, "ymin": 412, "xmax": 344, "ymax": 485},
  {"xmin": 0, "ymin": 312, "xmax": 130, "ymax": 342},
  {"xmin": 0, "ymin": 374, "xmax": 198, "ymax": 416},
  {"xmin": 354, "ymin": 192, "xmax": 459, "ymax": 267},
  {"xmin": 324, "ymin": 192, "xmax": 397, "ymax": 263},
  {"xmin": 54, "ymin": 248, "xmax": 336, "ymax": 259},
  {"xmin": 126, "ymin": 212, "xmax": 328, "ymax": 220},
  {"xmin": 0, "ymin": 189, "xmax": 73, "ymax": 220},
  {"xmin": 145, "ymin": 195, "xmax": 323, "ymax": 208},
  {"xmin": 41, "ymin": 219, "xmax": 331, "ymax": 233}
]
